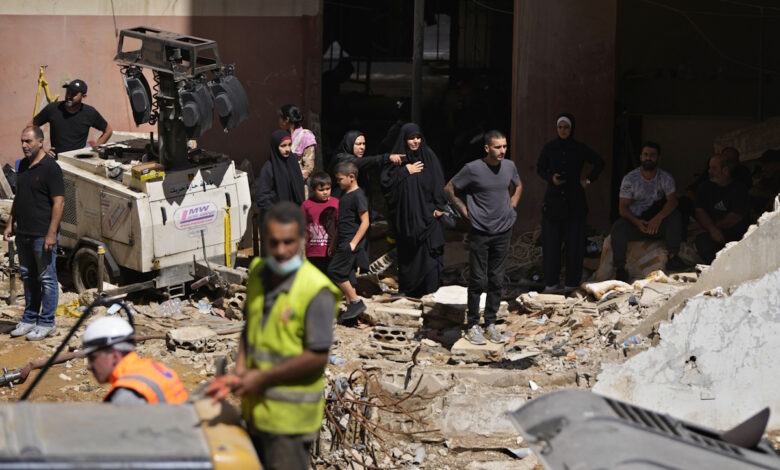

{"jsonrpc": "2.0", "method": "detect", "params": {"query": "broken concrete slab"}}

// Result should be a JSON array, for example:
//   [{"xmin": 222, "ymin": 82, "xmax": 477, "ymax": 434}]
[
  {"xmin": 438, "ymin": 391, "xmax": 525, "ymax": 441},
  {"xmin": 361, "ymin": 303, "xmax": 422, "ymax": 327},
  {"xmin": 626, "ymin": 195, "xmax": 780, "ymax": 341},
  {"xmin": 166, "ymin": 326, "xmax": 218, "ymax": 352},
  {"xmin": 595, "ymin": 266, "xmax": 780, "ymax": 430},
  {"xmin": 417, "ymin": 286, "xmax": 510, "ymax": 331},
  {"xmin": 450, "ymin": 338, "xmax": 504, "ymax": 363},
  {"xmin": 516, "ymin": 292, "xmax": 567, "ymax": 312},
  {"xmin": 638, "ymin": 281, "xmax": 681, "ymax": 307}
]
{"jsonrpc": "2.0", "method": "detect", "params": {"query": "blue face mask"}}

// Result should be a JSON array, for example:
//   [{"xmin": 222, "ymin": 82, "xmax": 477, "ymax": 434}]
[{"xmin": 266, "ymin": 254, "xmax": 303, "ymax": 277}]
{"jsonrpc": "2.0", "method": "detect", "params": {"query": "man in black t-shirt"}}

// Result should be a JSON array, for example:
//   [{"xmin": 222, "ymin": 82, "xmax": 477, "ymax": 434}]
[
  {"xmin": 30, "ymin": 79, "xmax": 113, "ymax": 155},
  {"xmin": 694, "ymin": 154, "xmax": 750, "ymax": 264},
  {"xmin": 4, "ymin": 126, "xmax": 64, "ymax": 341}
]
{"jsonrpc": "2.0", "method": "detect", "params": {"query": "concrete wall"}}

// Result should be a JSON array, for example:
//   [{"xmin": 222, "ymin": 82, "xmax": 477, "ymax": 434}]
[
  {"xmin": 595, "ymin": 265, "xmax": 780, "ymax": 431},
  {"xmin": 0, "ymin": 0, "xmax": 322, "ymax": 173},
  {"xmin": 512, "ymin": 0, "xmax": 616, "ymax": 231}
]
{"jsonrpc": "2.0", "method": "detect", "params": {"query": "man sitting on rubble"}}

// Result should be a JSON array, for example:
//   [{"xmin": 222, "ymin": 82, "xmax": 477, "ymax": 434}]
[
  {"xmin": 205, "ymin": 201, "xmax": 341, "ymax": 470},
  {"xmin": 694, "ymin": 153, "xmax": 750, "ymax": 264},
  {"xmin": 610, "ymin": 141, "xmax": 687, "ymax": 281},
  {"xmin": 82, "ymin": 316, "xmax": 188, "ymax": 404}
]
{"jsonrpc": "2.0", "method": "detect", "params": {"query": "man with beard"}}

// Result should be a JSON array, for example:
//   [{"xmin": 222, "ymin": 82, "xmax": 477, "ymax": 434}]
[
  {"xmin": 4, "ymin": 126, "xmax": 64, "ymax": 340},
  {"xmin": 694, "ymin": 154, "xmax": 750, "ymax": 264},
  {"xmin": 610, "ymin": 141, "xmax": 687, "ymax": 281},
  {"xmin": 30, "ymin": 79, "xmax": 112, "ymax": 156}
]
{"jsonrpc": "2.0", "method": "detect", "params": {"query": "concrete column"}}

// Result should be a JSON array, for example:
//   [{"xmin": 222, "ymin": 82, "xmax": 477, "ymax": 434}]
[
  {"xmin": 412, "ymin": 0, "xmax": 425, "ymax": 124},
  {"xmin": 511, "ymin": 0, "xmax": 617, "ymax": 231}
]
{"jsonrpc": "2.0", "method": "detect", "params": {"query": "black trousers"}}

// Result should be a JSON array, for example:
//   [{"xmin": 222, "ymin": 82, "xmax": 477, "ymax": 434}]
[
  {"xmin": 610, "ymin": 210, "xmax": 683, "ymax": 267},
  {"xmin": 695, "ymin": 226, "xmax": 743, "ymax": 264},
  {"xmin": 467, "ymin": 228, "xmax": 511, "ymax": 327},
  {"xmin": 542, "ymin": 213, "xmax": 586, "ymax": 288}
]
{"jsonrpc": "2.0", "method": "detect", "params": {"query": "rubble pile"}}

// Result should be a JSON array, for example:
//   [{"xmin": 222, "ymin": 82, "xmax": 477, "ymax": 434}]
[
  {"xmin": 319, "ymin": 271, "xmax": 693, "ymax": 467},
  {"xmin": 595, "ymin": 266, "xmax": 780, "ymax": 431}
]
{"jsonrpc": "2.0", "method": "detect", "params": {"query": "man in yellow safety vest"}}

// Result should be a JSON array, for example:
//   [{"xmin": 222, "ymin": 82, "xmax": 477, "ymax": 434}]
[{"xmin": 206, "ymin": 201, "xmax": 340, "ymax": 470}]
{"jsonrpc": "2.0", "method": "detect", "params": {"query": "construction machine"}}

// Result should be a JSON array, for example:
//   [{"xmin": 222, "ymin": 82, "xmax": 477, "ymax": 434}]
[
  {"xmin": 0, "ymin": 297, "xmax": 261, "ymax": 469},
  {"xmin": 56, "ymin": 26, "xmax": 253, "ymax": 297},
  {"xmin": 510, "ymin": 389, "xmax": 780, "ymax": 469}
]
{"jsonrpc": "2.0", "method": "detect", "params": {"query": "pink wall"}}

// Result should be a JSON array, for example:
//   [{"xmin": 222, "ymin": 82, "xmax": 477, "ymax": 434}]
[
  {"xmin": 512, "ymin": 0, "xmax": 617, "ymax": 231},
  {"xmin": 0, "ymin": 13, "xmax": 322, "ymax": 174}
]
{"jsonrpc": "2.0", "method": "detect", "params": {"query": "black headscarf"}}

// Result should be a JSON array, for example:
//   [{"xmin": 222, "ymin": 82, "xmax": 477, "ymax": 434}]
[
  {"xmin": 337, "ymin": 130, "xmax": 362, "ymax": 157},
  {"xmin": 381, "ymin": 123, "xmax": 446, "ymax": 242},
  {"xmin": 269, "ymin": 129, "xmax": 305, "ymax": 205},
  {"xmin": 329, "ymin": 130, "xmax": 363, "ymax": 198}
]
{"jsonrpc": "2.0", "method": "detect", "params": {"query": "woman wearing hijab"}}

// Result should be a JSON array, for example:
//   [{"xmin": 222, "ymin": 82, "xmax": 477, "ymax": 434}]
[
  {"xmin": 381, "ymin": 123, "xmax": 447, "ymax": 297},
  {"xmin": 255, "ymin": 129, "xmax": 305, "ymax": 213},
  {"xmin": 330, "ymin": 130, "xmax": 402, "ymax": 198},
  {"xmin": 537, "ymin": 113, "xmax": 604, "ymax": 293},
  {"xmin": 278, "ymin": 104, "xmax": 317, "ymax": 183},
  {"xmin": 330, "ymin": 131, "xmax": 403, "ymax": 274}
]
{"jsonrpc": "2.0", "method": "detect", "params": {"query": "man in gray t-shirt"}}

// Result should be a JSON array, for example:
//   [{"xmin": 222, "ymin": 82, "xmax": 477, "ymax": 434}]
[
  {"xmin": 610, "ymin": 141, "xmax": 687, "ymax": 281},
  {"xmin": 445, "ymin": 130, "xmax": 522, "ymax": 346}
]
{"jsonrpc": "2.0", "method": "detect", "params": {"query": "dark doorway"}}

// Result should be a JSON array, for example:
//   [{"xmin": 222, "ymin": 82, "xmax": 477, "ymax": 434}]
[{"xmin": 322, "ymin": 0, "xmax": 514, "ymax": 179}]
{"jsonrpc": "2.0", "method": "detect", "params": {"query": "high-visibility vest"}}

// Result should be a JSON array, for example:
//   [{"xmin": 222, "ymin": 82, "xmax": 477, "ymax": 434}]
[
  {"xmin": 106, "ymin": 351, "xmax": 188, "ymax": 404},
  {"xmin": 243, "ymin": 258, "xmax": 341, "ymax": 435}
]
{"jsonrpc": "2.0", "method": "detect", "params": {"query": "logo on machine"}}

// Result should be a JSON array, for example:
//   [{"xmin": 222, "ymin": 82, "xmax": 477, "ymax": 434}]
[{"xmin": 174, "ymin": 203, "xmax": 218, "ymax": 229}]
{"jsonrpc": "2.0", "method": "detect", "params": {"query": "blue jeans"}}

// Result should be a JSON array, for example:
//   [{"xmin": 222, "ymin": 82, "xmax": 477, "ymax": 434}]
[{"xmin": 16, "ymin": 235, "xmax": 58, "ymax": 327}]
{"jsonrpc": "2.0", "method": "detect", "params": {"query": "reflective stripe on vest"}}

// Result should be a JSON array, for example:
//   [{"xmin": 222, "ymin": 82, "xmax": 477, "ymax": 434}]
[
  {"xmin": 247, "ymin": 346, "xmax": 293, "ymax": 365},
  {"xmin": 243, "ymin": 259, "xmax": 341, "ymax": 435},
  {"xmin": 105, "ymin": 352, "xmax": 188, "ymax": 404},
  {"xmin": 118, "ymin": 374, "xmax": 167, "ymax": 403},
  {"xmin": 264, "ymin": 387, "xmax": 322, "ymax": 404}
]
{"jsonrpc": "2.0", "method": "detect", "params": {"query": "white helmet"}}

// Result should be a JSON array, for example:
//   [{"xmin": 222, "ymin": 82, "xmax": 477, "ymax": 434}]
[{"xmin": 82, "ymin": 316, "xmax": 135, "ymax": 354}]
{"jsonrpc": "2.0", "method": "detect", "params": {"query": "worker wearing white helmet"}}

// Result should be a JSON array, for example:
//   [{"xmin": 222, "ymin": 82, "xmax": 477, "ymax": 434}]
[{"xmin": 83, "ymin": 316, "xmax": 188, "ymax": 404}]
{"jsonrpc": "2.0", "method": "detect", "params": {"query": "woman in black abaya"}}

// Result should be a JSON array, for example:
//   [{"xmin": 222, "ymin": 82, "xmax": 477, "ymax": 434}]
[
  {"xmin": 381, "ymin": 123, "xmax": 447, "ymax": 297},
  {"xmin": 255, "ymin": 129, "xmax": 305, "ymax": 211},
  {"xmin": 537, "ymin": 113, "xmax": 604, "ymax": 293}
]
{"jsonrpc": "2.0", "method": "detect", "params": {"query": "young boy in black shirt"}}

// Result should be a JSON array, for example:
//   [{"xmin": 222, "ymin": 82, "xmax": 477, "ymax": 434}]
[{"xmin": 328, "ymin": 161, "xmax": 369, "ymax": 321}]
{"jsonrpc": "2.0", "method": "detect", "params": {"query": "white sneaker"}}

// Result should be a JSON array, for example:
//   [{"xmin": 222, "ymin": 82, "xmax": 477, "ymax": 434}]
[
  {"xmin": 26, "ymin": 325, "xmax": 55, "ymax": 341},
  {"xmin": 10, "ymin": 322, "xmax": 35, "ymax": 337}
]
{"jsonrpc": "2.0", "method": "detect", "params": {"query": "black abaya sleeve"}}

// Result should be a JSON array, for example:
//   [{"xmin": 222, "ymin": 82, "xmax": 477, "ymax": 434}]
[
  {"xmin": 255, "ymin": 162, "xmax": 277, "ymax": 211},
  {"xmin": 580, "ymin": 142, "xmax": 605, "ymax": 182},
  {"xmin": 537, "ymin": 142, "xmax": 557, "ymax": 185},
  {"xmin": 356, "ymin": 153, "xmax": 389, "ymax": 171}
]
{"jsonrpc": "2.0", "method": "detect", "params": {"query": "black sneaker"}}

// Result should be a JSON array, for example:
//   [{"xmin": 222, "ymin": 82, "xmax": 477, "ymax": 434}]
[
  {"xmin": 665, "ymin": 255, "xmax": 690, "ymax": 273},
  {"xmin": 339, "ymin": 299, "xmax": 366, "ymax": 323},
  {"xmin": 616, "ymin": 266, "xmax": 629, "ymax": 282}
]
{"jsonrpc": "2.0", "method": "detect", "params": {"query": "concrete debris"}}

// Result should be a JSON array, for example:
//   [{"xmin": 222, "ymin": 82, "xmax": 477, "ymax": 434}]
[
  {"xmin": 361, "ymin": 301, "xmax": 423, "ymax": 327},
  {"xmin": 422, "ymin": 286, "xmax": 509, "ymax": 325},
  {"xmin": 626, "ymin": 194, "xmax": 780, "ymax": 341},
  {"xmin": 450, "ymin": 338, "xmax": 504, "ymax": 363},
  {"xmin": 516, "ymin": 292, "xmax": 567, "ymax": 312},
  {"xmin": 166, "ymin": 326, "xmax": 218, "ymax": 352},
  {"xmin": 595, "ymin": 266, "xmax": 780, "ymax": 431}
]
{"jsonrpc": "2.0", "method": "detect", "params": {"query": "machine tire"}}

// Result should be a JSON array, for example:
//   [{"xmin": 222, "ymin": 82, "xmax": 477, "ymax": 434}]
[{"xmin": 72, "ymin": 247, "xmax": 113, "ymax": 294}]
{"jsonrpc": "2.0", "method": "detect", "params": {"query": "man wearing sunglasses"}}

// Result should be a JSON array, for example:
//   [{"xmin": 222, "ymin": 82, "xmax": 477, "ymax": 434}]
[
  {"xmin": 206, "ymin": 201, "xmax": 341, "ymax": 470},
  {"xmin": 82, "ymin": 316, "xmax": 187, "ymax": 404}
]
